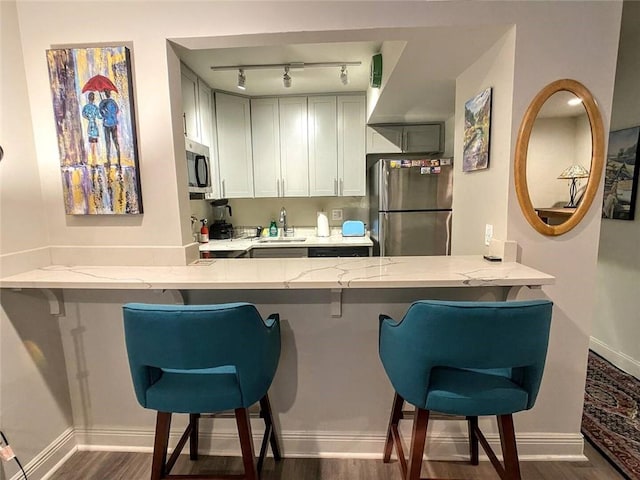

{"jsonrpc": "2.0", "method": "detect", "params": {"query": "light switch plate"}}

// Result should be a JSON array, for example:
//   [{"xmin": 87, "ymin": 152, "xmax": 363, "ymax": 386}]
[
  {"xmin": 332, "ymin": 209, "xmax": 343, "ymax": 221},
  {"xmin": 485, "ymin": 224, "xmax": 493, "ymax": 246}
]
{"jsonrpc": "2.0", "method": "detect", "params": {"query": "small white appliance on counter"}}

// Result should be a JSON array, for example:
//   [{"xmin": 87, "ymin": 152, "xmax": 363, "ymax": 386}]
[
  {"xmin": 186, "ymin": 138, "xmax": 212, "ymax": 194},
  {"xmin": 316, "ymin": 211, "xmax": 330, "ymax": 237}
]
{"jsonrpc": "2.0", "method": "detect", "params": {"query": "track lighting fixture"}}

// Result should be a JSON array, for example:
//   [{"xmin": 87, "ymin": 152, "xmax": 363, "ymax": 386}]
[
  {"xmin": 237, "ymin": 69, "xmax": 246, "ymax": 90},
  {"xmin": 283, "ymin": 66, "xmax": 292, "ymax": 88},
  {"xmin": 340, "ymin": 65, "xmax": 348, "ymax": 85},
  {"xmin": 212, "ymin": 61, "xmax": 361, "ymax": 90}
]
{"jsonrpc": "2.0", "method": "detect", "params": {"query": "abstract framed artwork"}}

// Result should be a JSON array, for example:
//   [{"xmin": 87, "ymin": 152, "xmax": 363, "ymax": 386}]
[
  {"xmin": 46, "ymin": 46, "xmax": 143, "ymax": 214},
  {"xmin": 463, "ymin": 87, "xmax": 492, "ymax": 172},
  {"xmin": 602, "ymin": 126, "xmax": 639, "ymax": 220}
]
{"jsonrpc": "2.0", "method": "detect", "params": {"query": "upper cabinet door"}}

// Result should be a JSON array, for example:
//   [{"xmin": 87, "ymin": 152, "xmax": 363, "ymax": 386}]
[
  {"xmin": 366, "ymin": 126, "xmax": 402, "ymax": 154},
  {"xmin": 181, "ymin": 67, "xmax": 200, "ymax": 141},
  {"xmin": 308, "ymin": 96, "xmax": 338, "ymax": 197},
  {"xmin": 205, "ymin": 91, "xmax": 220, "ymax": 200},
  {"xmin": 338, "ymin": 95, "xmax": 366, "ymax": 196},
  {"xmin": 197, "ymin": 80, "xmax": 213, "ymax": 148},
  {"xmin": 215, "ymin": 92, "xmax": 254, "ymax": 198},
  {"xmin": 403, "ymin": 124, "xmax": 442, "ymax": 152},
  {"xmin": 251, "ymin": 98, "xmax": 281, "ymax": 198},
  {"xmin": 279, "ymin": 97, "xmax": 309, "ymax": 197}
]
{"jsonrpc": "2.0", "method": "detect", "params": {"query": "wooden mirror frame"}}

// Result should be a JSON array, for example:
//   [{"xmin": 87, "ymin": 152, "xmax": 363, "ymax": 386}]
[{"xmin": 514, "ymin": 79, "xmax": 605, "ymax": 236}]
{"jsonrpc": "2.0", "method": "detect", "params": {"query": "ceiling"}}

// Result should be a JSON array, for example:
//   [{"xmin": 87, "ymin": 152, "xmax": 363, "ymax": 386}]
[{"xmin": 173, "ymin": 25, "xmax": 511, "ymax": 124}]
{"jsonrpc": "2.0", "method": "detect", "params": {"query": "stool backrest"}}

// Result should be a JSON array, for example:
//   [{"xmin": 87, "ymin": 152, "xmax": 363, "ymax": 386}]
[
  {"xmin": 123, "ymin": 302, "xmax": 280, "ymax": 408},
  {"xmin": 379, "ymin": 300, "xmax": 552, "ymax": 409}
]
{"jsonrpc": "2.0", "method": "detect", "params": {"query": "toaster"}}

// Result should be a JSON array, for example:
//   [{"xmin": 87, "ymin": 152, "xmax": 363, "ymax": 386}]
[{"xmin": 342, "ymin": 220, "xmax": 365, "ymax": 237}]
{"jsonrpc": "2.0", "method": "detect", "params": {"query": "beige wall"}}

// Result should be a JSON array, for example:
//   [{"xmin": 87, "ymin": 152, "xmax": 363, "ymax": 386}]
[
  {"xmin": 506, "ymin": 4, "xmax": 621, "ymax": 435},
  {"xmin": 0, "ymin": 3, "xmax": 73, "ymax": 479},
  {"xmin": 452, "ymin": 27, "xmax": 515, "ymax": 254},
  {"xmin": 0, "ymin": 0, "xmax": 624, "ymax": 472},
  {"xmin": 593, "ymin": 0, "xmax": 640, "ymax": 377}
]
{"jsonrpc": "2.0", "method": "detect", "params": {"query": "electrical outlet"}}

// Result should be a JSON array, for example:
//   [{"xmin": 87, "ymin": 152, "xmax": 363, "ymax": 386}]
[
  {"xmin": 485, "ymin": 224, "xmax": 493, "ymax": 246},
  {"xmin": 331, "ymin": 209, "xmax": 343, "ymax": 221}
]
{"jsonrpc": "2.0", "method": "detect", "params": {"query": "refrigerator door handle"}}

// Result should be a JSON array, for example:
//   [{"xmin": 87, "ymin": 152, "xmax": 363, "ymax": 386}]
[{"xmin": 445, "ymin": 211, "xmax": 452, "ymax": 255}]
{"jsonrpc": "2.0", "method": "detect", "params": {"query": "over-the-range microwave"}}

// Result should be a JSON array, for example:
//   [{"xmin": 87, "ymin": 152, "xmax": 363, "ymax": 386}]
[{"xmin": 185, "ymin": 138, "xmax": 212, "ymax": 194}]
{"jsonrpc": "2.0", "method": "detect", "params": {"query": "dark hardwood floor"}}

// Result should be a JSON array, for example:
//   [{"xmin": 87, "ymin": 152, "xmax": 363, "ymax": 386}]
[{"xmin": 49, "ymin": 442, "xmax": 623, "ymax": 480}]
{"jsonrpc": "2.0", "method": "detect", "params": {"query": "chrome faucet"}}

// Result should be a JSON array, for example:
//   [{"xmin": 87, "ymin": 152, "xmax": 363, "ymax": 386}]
[{"xmin": 279, "ymin": 206, "xmax": 287, "ymax": 236}]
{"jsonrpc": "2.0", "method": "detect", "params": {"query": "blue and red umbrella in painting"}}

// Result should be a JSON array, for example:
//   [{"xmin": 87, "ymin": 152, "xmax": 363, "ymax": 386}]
[{"xmin": 82, "ymin": 75, "xmax": 118, "ymax": 97}]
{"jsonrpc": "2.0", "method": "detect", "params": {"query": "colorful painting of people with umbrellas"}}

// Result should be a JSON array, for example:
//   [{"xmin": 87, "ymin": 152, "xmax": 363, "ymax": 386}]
[{"xmin": 46, "ymin": 46, "xmax": 143, "ymax": 214}]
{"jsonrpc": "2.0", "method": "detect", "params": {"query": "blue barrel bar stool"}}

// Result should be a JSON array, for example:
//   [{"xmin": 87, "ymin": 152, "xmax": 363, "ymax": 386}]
[
  {"xmin": 379, "ymin": 300, "xmax": 553, "ymax": 480},
  {"xmin": 123, "ymin": 302, "xmax": 282, "ymax": 480}
]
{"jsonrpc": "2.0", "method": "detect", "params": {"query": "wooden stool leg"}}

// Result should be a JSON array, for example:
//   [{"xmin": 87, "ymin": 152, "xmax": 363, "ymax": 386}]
[
  {"xmin": 467, "ymin": 416, "xmax": 479, "ymax": 465},
  {"xmin": 498, "ymin": 414, "xmax": 522, "ymax": 480},
  {"xmin": 260, "ymin": 394, "xmax": 282, "ymax": 460},
  {"xmin": 236, "ymin": 407, "xmax": 258, "ymax": 480},
  {"xmin": 406, "ymin": 408, "xmax": 429, "ymax": 480},
  {"xmin": 151, "ymin": 412, "xmax": 171, "ymax": 480},
  {"xmin": 189, "ymin": 413, "xmax": 200, "ymax": 460},
  {"xmin": 383, "ymin": 392, "xmax": 405, "ymax": 463}
]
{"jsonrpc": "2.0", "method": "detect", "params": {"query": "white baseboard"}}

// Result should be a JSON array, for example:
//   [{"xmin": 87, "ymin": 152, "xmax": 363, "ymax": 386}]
[
  {"xmin": 9, "ymin": 428, "xmax": 76, "ymax": 480},
  {"xmin": 75, "ymin": 427, "xmax": 585, "ymax": 461},
  {"xmin": 17, "ymin": 426, "xmax": 586, "ymax": 480},
  {"xmin": 590, "ymin": 337, "xmax": 640, "ymax": 378}
]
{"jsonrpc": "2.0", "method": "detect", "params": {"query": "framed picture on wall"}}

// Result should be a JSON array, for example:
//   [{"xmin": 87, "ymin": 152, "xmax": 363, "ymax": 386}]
[
  {"xmin": 602, "ymin": 126, "xmax": 639, "ymax": 220},
  {"xmin": 463, "ymin": 87, "xmax": 492, "ymax": 172},
  {"xmin": 46, "ymin": 45, "xmax": 143, "ymax": 214}
]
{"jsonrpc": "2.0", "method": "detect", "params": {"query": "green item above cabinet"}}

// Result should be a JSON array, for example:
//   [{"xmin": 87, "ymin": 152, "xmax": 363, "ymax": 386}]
[{"xmin": 370, "ymin": 53, "xmax": 383, "ymax": 88}]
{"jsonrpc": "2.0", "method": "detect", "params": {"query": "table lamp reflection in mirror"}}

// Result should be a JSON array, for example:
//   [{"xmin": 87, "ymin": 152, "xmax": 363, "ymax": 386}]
[{"xmin": 558, "ymin": 164, "xmax": 590, "ymax": 208}]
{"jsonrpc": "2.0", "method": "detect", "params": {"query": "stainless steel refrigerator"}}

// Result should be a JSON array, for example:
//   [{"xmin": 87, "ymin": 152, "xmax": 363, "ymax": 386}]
[{"xmin": 368, "ymin": 157, "xmax": 453, "ymax": 256}]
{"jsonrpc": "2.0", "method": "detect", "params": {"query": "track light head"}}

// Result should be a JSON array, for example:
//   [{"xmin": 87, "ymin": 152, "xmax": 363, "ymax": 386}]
[
  {"xmin": 283, "ymin": 66, "xmax": 292, "ymax": 88},
  {"xmin": 237, "ymin": 69, "xmax": 246, "ymax": 90},
  {"xmin": 340, "ymin": 65, "xmax": 348, "ymax": 86}
]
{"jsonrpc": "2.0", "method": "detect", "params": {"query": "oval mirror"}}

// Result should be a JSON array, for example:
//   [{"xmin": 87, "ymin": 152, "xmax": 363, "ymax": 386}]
[{"xmin": 515, "ymin": 79, "xmax": 605, "ymax": 236}]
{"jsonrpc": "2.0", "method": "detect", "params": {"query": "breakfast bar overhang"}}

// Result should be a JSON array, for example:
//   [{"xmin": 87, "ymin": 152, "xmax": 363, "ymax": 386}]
[
  {"xmin": 0, "ymin": 255, "xmax": 558, "ymax": 459},
  {"xmin": 0, "ymin": 255, "xmax": 554, "ymax": 316}
]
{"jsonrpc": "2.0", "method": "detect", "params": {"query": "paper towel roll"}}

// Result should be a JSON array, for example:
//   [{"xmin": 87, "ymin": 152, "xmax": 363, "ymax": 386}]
[{"xmin": 317, "ymin": 211, "xmax": 330, "ymax": 237}]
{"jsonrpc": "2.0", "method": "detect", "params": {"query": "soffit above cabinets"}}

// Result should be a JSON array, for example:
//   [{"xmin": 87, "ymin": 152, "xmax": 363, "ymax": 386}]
[{"xmin": 171, "ymin": 25, "xmax": 511, "ymax": 124}]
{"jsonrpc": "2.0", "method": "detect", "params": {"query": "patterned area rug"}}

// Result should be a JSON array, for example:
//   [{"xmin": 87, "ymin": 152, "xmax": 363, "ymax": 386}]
[{"xmin": 582, "ymin": 350, "xmax": 640, "ymax": 480}]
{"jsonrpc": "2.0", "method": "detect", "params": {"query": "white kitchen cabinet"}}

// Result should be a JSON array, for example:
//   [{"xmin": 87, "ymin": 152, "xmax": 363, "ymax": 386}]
[
  {"xmin": 279, "ymin": 97, "xmax": 309, "ymax": 197},
  {"xmin": 197, "ymin": 82, "xmax": 221, "ymax": 199},
  {"xmin": 251, "ymin": 98, "xmax": 281, "ymax": 198},
  {"xmin": 180, "ymin": 66, "xmax": 200, "ymax": 141},
  {"xmin": 308, "ymin": 96, "xmax": 338, "ymax": 196},
  {"xmin": 366, "ymin": 126, "xmax": 402, "ymax": 154},
  {"xmin": 403, "ymin": 124, "xmax": 443, "ymax": 152},
  {"xmin": 205, "ymin": 92, "xmax": 221, "ymax": 199},
  {"xmin": 198, "ymin": 81, "xmax": 213, "ymax": 148},
  {"xmin": 367, "ymin": 123, "xmax": 443, "ymax": 153},
  {"xmin": 338, "ymin": 95, "xmax": 366, "ymax": 196},
  {"xmin": 308, "ymin": 95, "xmax": 366, "ymax": 197},
  {"xmin": 215, "ymin": 92, "xmax": 254, "ymax": 198}
]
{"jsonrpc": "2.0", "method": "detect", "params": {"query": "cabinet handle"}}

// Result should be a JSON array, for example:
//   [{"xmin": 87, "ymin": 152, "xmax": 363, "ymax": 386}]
[
  {"xmin": 282, "ymin": 179, "xmax": 285, "ymax": 197},
  {"xmin": 182, "ymin": 113, "xmax": 187, "ymax": 137},
  {"xmin": 222, "ymin": 179, "xmax": 226, "ymax": 198},
  {"xmin": 340, "ymin": 178, "xmax": 344, "ymax": 196},
  {"xmin": 277, "ymin": 179, "xmax": 280, "ymax": 197},
  {"xmin": 334, "ymin": 178, "xmax": 338, "ymax": 196}
]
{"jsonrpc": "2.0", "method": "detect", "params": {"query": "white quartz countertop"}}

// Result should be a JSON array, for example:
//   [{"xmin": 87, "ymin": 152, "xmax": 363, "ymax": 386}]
[
  {"xmin": 199, "ymin": 232, "xmax": 373, "ymax": 252},
  {"xmin": 0, "ymin": 256, "xmax": 554, "ymax": 290}
]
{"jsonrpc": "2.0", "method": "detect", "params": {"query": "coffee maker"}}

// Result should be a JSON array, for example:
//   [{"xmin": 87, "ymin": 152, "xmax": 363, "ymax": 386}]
[{"xmin": 210, "ymin": 199, "xmax": 234, "ymax": 239}]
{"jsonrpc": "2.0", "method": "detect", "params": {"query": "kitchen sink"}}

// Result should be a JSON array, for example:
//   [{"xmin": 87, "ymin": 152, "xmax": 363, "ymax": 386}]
[{"xmin": 257, "ymin": 237, "xmax": 306, "ymax": 243}]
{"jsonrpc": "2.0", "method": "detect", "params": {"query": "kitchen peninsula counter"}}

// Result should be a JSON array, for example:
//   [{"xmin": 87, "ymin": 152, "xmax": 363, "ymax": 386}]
[
  {"xmin": 0, "ymin": 256, "xmax": 554, "ymax": 291},
  {"xmin": 0, "ymin": 256, "xmax": 556, "ymax": 457}
]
